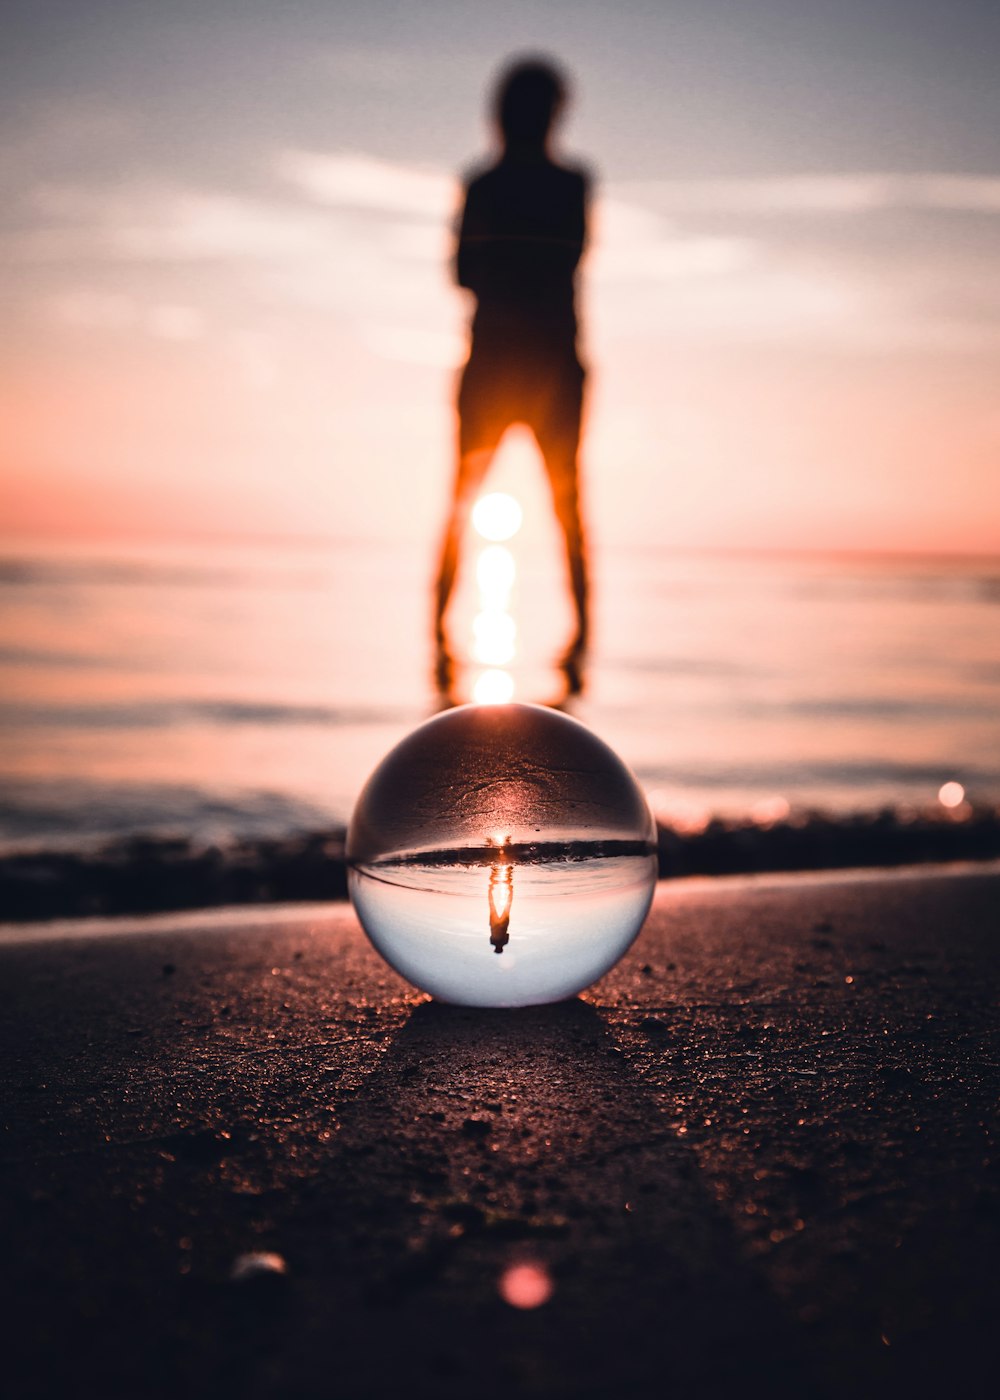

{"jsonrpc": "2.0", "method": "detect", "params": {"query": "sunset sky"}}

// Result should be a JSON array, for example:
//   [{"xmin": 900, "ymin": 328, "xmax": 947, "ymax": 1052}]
[{"xmin": 3, "ymin": 0, "xmax": 999, "ymax": 553}]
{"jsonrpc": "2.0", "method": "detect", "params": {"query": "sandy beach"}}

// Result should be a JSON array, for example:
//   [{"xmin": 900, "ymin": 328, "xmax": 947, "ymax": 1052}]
[{"xmin": 3, "ymin": 862, "xmax": 997, "ymax": 1399}]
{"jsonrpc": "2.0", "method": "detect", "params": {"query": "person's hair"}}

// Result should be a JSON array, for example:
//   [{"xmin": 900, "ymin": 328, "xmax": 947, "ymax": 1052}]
[{"xmin": 495, "ymin": 57, "xmax": 567, "ymax": 144}]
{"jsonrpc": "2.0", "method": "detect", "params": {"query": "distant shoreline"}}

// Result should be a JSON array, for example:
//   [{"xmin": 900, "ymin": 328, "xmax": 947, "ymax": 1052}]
[{"xmin": 2, "ymin": 806, "xmax": 998, "ymax": 924}]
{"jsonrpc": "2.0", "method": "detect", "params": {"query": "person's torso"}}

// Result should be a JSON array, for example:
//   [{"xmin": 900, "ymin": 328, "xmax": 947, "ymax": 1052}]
[{"xmin": 463, "ymin": 159, "xmax": 586, "ymax": 340}]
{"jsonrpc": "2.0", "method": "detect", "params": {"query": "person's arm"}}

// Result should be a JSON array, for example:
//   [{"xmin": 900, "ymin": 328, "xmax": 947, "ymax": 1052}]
[
  {"xmin": 454, "ymin": 178, "xmax": 488, "ymax": 293},
  {"xmin": 567, "ymin": 167, "xmax": 589, "ymax": 272}
]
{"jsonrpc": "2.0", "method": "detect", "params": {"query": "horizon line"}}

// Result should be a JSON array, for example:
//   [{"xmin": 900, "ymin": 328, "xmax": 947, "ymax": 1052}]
[{"xmin": 0, "ymin": 524, "xmax": 998, "ymax": 565}]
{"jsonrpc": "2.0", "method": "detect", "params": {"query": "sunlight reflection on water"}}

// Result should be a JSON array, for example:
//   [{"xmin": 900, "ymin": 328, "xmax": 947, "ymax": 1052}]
[{"xmin": 1, "ymin": 534, "xmax": 999, "ymax": 847}]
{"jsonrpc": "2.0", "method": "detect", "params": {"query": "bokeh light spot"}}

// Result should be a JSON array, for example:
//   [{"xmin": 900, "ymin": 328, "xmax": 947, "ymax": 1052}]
[
  {"xmin": 498, "ymin": 1262, "xmax": 553, "ymax": 1309},
  {"xmin": 750, "ymin": 795, "xmax": 791, "ymax": 827},
  {"xmin": 476, "ymin": 544, "xmax": 516, "ymax": 599},
  {"xmin": 473, "ymin": 492, "xmax": 523, "ymax": 542},
  {"xmin": 472, "ymin": 610, "xmax": 517, "ymax": 665},
  {"xmin": 473, "ymin": 668, "xmax": 515, "ymax": 704}
]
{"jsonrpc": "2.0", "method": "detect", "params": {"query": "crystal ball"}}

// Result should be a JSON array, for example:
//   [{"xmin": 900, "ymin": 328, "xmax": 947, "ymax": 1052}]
[{"xmin": 347, "ymin": 703, "xmax": 657, "ymax": 1007}]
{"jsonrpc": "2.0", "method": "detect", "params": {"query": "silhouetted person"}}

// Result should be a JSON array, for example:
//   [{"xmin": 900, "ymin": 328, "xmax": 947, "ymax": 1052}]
[{"xmin": 434, "ymin": 57, "xmax": 591, "ymax": 685}]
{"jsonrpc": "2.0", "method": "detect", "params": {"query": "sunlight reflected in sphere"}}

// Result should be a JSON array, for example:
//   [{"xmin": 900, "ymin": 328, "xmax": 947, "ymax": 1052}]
[{"xmin": 347, "ymin": 704, "xmax": 657, "ymax": 1007}]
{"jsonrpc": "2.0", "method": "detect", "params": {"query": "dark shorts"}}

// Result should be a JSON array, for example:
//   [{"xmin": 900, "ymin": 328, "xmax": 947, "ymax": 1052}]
[{"xmin": 458, "ymin": 343, "xmax": 585, "ymax": 461}]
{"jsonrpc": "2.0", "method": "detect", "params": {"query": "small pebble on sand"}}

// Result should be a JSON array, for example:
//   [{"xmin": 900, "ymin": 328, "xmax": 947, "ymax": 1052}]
[{"xmin": 229, "ymin": 1251, "xmax": 288, "ymax": 1283}]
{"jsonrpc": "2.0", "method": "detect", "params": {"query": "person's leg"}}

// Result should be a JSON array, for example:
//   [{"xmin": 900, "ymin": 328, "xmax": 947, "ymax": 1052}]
[{"xmin": 535, "ymin": 361, "xmax": 589, "ymax": 660}]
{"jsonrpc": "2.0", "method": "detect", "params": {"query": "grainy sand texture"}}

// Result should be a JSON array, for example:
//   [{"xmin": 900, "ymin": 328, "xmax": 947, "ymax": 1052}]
[{"xmin": 3, "ymin": 865, "xmax": 997, "ymax": 1399}]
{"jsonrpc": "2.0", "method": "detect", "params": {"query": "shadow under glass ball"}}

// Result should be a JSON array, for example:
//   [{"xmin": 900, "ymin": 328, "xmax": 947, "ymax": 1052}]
[{"xmin": 347, "ymin": 703, "xmax": 657, "ymax": 1008}]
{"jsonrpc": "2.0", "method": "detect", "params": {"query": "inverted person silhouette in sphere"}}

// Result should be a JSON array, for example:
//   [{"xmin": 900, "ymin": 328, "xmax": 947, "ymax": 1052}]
[{"xmin": 433, "ymin": 57, "xmax": 591, "ymax": 694}]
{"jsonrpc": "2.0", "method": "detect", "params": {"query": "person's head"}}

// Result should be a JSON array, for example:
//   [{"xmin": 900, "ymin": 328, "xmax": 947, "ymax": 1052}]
[{"xmin": 494, "ymin": 56, "xmax": 568, "ymax": 150}]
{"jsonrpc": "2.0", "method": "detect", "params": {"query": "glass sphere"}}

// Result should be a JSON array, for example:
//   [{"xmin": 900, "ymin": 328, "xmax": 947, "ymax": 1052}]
[{"xmin": 347, "ymin": 703, "xmax": 657, "ymax": 1007}]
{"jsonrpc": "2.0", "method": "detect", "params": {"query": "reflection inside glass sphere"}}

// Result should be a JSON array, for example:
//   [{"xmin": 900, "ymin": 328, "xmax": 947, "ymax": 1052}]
[
  {"xmin": 487, "ymin": 838, "xmax": 514, "ymax": 954},
  {"xmin": 347, "ymin": 703, "xmax": 657, "ymax": 1007}
]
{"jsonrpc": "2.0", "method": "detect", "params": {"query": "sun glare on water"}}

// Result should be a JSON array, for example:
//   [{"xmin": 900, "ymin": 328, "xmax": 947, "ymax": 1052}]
[
  {"xmin": 472, "ymin": 610, "xmax": 517, "ymax": 666},
  {"xmin": 469, "ymin": 494, "xmax": 522, "ymax": 703},
  {"xmin": 472, "ymin": 492, "xmax": 523, "ymax": 543},
  {"xmin": 473, "ymin": 668, "xmax": 515, "ymax": 704},
  {"xmin": 476, "ymin": 544, "xmax": 516, "ymax": 595}
]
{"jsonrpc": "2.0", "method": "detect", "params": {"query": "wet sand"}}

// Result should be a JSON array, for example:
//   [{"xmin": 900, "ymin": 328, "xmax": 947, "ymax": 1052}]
[{"xmin": 2, "ymin": 864, "xmax": 998, "ymax": 1399}]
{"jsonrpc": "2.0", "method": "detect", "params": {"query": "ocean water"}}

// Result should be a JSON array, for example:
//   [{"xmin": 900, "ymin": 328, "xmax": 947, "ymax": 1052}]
[{"xmin": 1, "ymin": 534, "xmax": 998, "ymax": 853}]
